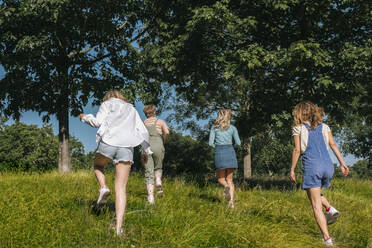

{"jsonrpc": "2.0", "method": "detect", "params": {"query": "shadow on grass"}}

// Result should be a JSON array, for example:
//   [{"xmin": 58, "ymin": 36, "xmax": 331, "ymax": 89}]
[
  {"xmin": 90, "ymin": 200, "xmax": 115, "ymax": 216},
  {"xmin": 236, "ymin": 177, "xmax": 301, "ymax": 191},
  {"xmin": 188, "ymin": 192, "xmax": 221, "ymax": 203},
  {"xmin": 168, "ymin": 173, "xmax": 301, "ymax": 191}
]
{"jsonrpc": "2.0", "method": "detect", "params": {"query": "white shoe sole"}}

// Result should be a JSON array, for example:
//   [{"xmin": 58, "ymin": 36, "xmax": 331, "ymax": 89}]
[
  {"xmin": 97, "ymin": 190, "xmax": 110, "ymax": 204},
  {"xmin": 327, "ymin": 212, "xmax": 339, "ymax": 225}
]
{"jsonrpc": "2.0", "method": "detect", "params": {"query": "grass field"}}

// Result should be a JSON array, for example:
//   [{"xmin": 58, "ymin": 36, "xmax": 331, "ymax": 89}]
[{"xmin": 0, "ymin": 171, "xmax": 371, "ymax": 248}]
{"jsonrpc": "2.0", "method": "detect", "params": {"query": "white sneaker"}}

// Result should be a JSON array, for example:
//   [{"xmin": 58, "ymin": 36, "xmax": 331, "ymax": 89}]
[
  {"xmin": 147, "ymin": 194, "xmax": 155, "ymax": 204},
  {"xmin": 322, "ymin": 237, "xmax": 334, "ymax": 246},
  {"xmin": 224, "ymin": 186, "xmax": 231, "ymax": 201},
  {"xmin": 97, "ymin": 187, "xmax": 110, "ymax": 204},
  {"xmin": 325, "ymin": 206, "xmax": 339, "ymax": 225}
]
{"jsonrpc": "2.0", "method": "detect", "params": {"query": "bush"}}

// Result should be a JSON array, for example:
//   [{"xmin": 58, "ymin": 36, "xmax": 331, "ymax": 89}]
[
  {"xmin": 0, "ymin": 122, "xmax": 89, "ymax": 172},
  {"xmin": 0, "ymin": 122, "xmax": 58, "ymax": 171}
]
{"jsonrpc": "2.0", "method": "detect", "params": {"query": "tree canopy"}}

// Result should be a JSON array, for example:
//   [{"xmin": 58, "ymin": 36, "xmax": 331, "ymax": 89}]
[
  {"xmin": 141, "ymin": 0, "xmax": 371, "ymax": 171},
  {"xmin": 1, "ymin": 0, "xmax": 370, "ymax": 174},
  {"xmin": 0, "ymin": 0, "xmax": 163, "ymax": 171}
]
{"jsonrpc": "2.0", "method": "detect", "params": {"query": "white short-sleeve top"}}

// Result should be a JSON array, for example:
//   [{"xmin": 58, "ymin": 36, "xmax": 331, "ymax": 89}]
[{"xmin": 292, "ymin": 123, "xmax": 331, "ymax": 154}]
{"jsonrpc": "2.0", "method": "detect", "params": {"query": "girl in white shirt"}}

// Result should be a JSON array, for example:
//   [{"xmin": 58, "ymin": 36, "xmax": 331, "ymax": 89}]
[{"xmin": 80, "ymin": 90, "xmax": 152, "ymax": 236}]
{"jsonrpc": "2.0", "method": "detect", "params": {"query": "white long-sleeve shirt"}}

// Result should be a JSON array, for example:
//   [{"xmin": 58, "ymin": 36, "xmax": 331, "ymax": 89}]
[{"xmin": 82, "ymin": 98, "xmax": 152, "ymax": 154}]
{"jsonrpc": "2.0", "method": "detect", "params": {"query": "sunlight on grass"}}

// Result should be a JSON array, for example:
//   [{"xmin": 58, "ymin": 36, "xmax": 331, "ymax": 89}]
[{"xmin": 0, "ymin": 171, "xmax": 371, "ymax": 247}]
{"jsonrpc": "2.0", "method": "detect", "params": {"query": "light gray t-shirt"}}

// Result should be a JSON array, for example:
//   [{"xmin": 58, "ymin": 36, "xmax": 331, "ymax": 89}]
[{"xmin": 292, "ymin": 123, "xmax": 331, "ymax": 154}]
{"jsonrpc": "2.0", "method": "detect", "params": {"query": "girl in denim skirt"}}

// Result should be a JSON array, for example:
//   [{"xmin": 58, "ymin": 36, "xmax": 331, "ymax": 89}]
[
  {"xmin": 80, "ymin": 90, "xmax": 152, "ymax": 236},
  {"xmin": 209, "ymin": 109, "xmax": 241, "ymax": 208},
  {"xmin": 289, "ymin": 101, "xmax": 349, "ymax": 246}
]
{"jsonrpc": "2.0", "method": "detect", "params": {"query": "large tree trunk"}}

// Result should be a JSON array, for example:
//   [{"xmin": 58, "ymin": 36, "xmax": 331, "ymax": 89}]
[
  {"xmin": 243, "ymin": 138, "xmax": 252, "ymax": 179},
  {"xmin": 58, "ymin": 106, "xmax": 70, "ymax": 172}
]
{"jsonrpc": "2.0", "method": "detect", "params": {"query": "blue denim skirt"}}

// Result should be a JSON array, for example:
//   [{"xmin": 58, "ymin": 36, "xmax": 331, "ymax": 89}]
[{"xmin": 214, "ymin": 145, "xmax": 238, "ymax": 170}]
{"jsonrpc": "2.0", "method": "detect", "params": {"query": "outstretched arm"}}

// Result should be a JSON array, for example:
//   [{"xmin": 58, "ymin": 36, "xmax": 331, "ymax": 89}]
[
  {"xmin": 328, "ymin": 131, "xmax": 349, "ymax": 176},
  {"xmin": 289, "ymin": 135, "xmax": 301, "ymax": 184},
  {"xmin": 80, "ymin": 103, "xmax": 108, "ymax": 128}
]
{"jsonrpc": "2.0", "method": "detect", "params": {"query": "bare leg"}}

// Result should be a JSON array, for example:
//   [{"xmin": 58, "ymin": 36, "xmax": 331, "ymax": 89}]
[
  {"xmin": 216, "ymin": 169, "xmax": 228, "ymax": 187},
  {"xmin": 321, "ymin": 194, "xmax": 331, "ymax": 209},
  {"xmin": 226, "ymin": 168, "xmax": 235, "ymax": 205},
  {"xmin": 115, "ymin": 161, "xmax": 131, "ymax": 234},
  {"xmin": 306, "ymin": 187, "xmax": 330, "ymax": 240},
  {"xmin": 155, "ymin": 170, "xmax": 162, "ymax": 185},
  {"xmin": 94, "ymin": 153, "xmax": 111, "ymax": 188}
]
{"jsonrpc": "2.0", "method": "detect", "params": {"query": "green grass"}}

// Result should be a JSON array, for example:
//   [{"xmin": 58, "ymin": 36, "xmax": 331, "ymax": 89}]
[{"xmin": 0, "ymin": 171, "xmax": 371, "ymax": 248}]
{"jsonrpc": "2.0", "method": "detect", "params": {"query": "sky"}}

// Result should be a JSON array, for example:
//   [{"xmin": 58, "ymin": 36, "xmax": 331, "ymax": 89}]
[{"xmin": 0, "ymin": 67, "xmax": 360, "ymax": 165}]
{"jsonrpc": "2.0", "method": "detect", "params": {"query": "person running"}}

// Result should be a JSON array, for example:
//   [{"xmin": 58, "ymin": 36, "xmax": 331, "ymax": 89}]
[
  {"xmin": 209, "ymin": 108, "xmax": 241, "ymax": 208},
  {"xmin": 142, "ymin": 104, "xmax": 170, "ymax": 204},
  {"xmin": 80, "ymin": 89, "xmax": 152, "ymax": 236},
  {"xmin": 289, "ymin": 101, "xmax": 349, "ymax": 246}
]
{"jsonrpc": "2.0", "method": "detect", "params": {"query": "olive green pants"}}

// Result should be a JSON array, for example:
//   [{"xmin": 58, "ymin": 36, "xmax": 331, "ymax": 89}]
[{"xmin": 144, "ymin": 137, "xmax": 165, "ymax": 185}]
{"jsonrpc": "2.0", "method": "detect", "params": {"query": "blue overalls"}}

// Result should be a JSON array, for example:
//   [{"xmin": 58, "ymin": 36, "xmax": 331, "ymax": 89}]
[{"xmin": 302, "ymin": 123, "xmax": 334, "ymax": 189}]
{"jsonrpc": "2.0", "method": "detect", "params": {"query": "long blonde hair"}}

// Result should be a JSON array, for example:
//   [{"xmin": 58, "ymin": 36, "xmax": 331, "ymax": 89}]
[
  {"xmin": 214, "ymin": 109, "xmax": 231, "ymax": 130},
  {"xmin": 293, "ymin": 101, "xmax": 324, "ymax": 129},
  {"xmin": 103, "ymin": 89, "xmax": 128, "ymax": 102}
]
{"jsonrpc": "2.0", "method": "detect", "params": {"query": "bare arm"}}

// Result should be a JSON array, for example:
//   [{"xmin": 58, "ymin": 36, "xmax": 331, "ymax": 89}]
[
  {"xmin": 161, "ymin": 120, "xmax": 170, "ymax": 144},
  {"xmin": 328, "ymin": 131, "xmax": 349, "ymax": 176},
  {"xmin": 163, "ymin": 132, "xmax": 169, "ymax": 144},
  {"xmin": 289, "ymin": 135, "xmax": 301, "ymax": 184}
]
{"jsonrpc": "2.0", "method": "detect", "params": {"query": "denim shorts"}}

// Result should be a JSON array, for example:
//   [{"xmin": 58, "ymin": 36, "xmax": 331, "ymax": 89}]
[{"xmin": 96, "ymin": 141, "xmax": 134, "ymax": 164}]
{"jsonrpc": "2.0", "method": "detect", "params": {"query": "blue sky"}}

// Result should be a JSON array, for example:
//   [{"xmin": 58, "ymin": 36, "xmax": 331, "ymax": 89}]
[{"xmin": 0, "ymin": 66, "xmax": 359, "ymax": 165}]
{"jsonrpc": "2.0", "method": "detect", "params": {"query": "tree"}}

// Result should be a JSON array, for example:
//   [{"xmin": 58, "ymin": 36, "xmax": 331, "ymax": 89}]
[
  {"xmin": 142, "ymin": 0, "xmax": 371, "ymax": 177},
  {"xmin": 163, "ymin": 130, "xmax": 214, "ymax": 176},
  {"xmin": 350, "ymin": 159, "xmax": 372, "ymax": 179},
  {"xmin": 0, "ymin": 121, "xmax": 89, "ymax": 171},
  {"xmin": 0, "ymin": 0, "xmax": 161, "ymax": 172},
  {"xmin": 0, "ymin": 122, "xmax": 58, "ymax": 171}
]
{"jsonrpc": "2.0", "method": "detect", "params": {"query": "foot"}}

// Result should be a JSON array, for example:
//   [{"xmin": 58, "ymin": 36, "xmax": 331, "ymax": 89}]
[
  {"xmin": 97, "ymin": 187, "xmax": 110, "ymax": 204},
  {"xmin": 110, "ymin": 224, "xmax": 124, "ymax": 237},
  {"xmin": 224, "ymin": 186, "xmax": 231, "ymax": 201},
  {"xmin": 325, "ymin": 206, "xmax": 339, "ymax": 225},
  {"xmin": 156, "ymin": 184, "xmax": 164, "ymax": 197},
  {"xmin": 322, "ymin": 237, "xmax": 334, "ymax": 246},
  {"xmin": 116, "ymin": 228, "xmax": 124, "ymax": 237},
  {"xmin": 228, "ymin": 201, "xmax": 235, "ymax": 209},
  {"xmin": 147, "ymin": 194, "xmax": 155, "ymax": 204}
]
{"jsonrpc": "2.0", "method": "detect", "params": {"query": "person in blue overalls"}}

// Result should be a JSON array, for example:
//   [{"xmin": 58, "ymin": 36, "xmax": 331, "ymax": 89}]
[{"xmin": 289, "ymin": 101, "xmax": 349, "ymax": 246}]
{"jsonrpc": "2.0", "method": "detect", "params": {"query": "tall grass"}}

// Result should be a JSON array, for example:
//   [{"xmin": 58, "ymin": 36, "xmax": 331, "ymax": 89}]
[{"xmin": 0, "ymin": 171, "xmax": 371, "ymax": 247}]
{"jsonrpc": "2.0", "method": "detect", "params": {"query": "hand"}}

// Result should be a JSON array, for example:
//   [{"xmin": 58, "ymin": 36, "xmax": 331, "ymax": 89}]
[
  {"xmin": 289, "ymin": 170, "xmax": 296, "ymax": 184},
  {"xmin": 79, "ymin": 113, "xmax": 86, "ymax": 121},
  {"xmin": 340, "ymin": 164, "xmax": 349, "ymax": 176},
  {"xmin": 141, "ymin": 154, "xmax": 148, "ymax": 165}
]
